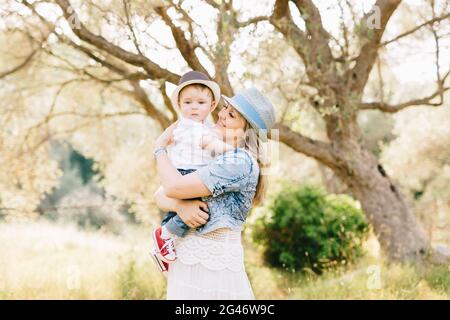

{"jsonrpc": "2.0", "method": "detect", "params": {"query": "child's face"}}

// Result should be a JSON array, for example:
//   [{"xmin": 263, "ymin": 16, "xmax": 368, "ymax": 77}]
[{"xmin": 178, "ymin": 85, "xmax": 216, "ymax": 122}]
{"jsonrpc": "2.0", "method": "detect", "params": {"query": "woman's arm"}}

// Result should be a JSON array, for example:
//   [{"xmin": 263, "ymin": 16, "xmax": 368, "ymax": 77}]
[
  {"xmin": 153, "ymin": 187, "xmax": 209, "ymax": 228},
  {"xmin": 155, "ymin": 152, "xmax": 212, "ymax": 199},
  {"xmin": 153, "ymin": 186, "xmax": 180, "ymax": 212}
]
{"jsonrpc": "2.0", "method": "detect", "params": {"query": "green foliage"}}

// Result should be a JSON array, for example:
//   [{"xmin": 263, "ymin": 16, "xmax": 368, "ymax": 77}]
[
  {"xmin": 253, "ymin": 185, "xmax": 369, "ymax": 274},
  {"xmin": 69, "ymin": 148, "xmax": 98, "ymax": 185},
  {"xmin": 424, "ymin": 266, "xmax": 450, "ymax": 294}
]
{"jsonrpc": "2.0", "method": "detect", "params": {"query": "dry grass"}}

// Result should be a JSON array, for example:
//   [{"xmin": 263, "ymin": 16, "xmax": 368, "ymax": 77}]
[
  {"xmin": 246, "ymin": 234, "xmax": 450, "ymax": 300},
  {"xmin": 0, "ymin": 220, "xmax": 449, "ymax": 300},
  {"xmin": 0, "ymin": 220, "xmax": 165, "ymax": 299}
]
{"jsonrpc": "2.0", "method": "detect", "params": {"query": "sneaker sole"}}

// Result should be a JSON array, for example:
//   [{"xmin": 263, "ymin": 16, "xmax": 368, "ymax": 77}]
[
  {"xmin": 150, "ymin": 250, "xmax": 168, "ymax": 275},
  {"xmin": 152, "ymin": 229, "xmax": 177, "ymax": 264}
]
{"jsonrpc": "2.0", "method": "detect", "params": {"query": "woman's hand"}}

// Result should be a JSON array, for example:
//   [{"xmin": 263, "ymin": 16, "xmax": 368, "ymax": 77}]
[
  {"xmin": 175, "ymin": 199, "xmax": 209, "ymax": 228},
  {"xmin": 154, "ymin": 121, "xmax": 178, "ymax": 149}
]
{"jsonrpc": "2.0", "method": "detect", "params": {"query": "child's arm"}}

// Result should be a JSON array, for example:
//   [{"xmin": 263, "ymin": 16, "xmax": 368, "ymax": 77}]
[
  {"xmin": 154, "ymin": 122, "xmax": 213, "ymax": 199},
  {"xmin": 201, "ymin": 133, "xmax": 234, "ymax": 155}
]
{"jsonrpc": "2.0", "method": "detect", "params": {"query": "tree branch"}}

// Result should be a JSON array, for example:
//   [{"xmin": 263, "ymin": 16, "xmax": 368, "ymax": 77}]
[
  {"xmin": 0, "ymin": 13, "xmax": 54, "ymax": 79},
  {"xmin": 24, "ymin": 107, "xmax": 146, "ymax": 149},
  {"xmin": 122, "ymin": 0, "xmax": 144, "ymax": 56},
  {"xmin": 203, "ymin": 0, "xmax": 220, "ymax": 10},
  {"xmin": 349, "ymin": 0, "xmax": 402, "ymax": 95},
  {"xmin": 61, "ymin": 37, "xmax": 149, "ymax": 81},
  {"xmin": 270, "ymin": 0, "xmax": 338, "ymax": 90},
  {"xmin": 270, "ymin": 0, "xmax": 308, "ymax": 65},
  {"xmin": 61, "ymin": 47, "xmax": 169, "ymax": 128},
  {"xmin": 362, "ymin": 4, "xmax": 450, "ymax": 116},
  {"xmin": 274, "ymin": 123, "xmax": 337, "ymax": 168},
  {"xmin": 271, "ymin": 0, "xmax": 290, "ymax": 20},
  {"xmin": 168, "ymin": 1, "xmax": 216, "ymax": 63},
  {"xmin": 21, "ymin": 78, "xmax": 86, "ymax": 147},
  {"xmin": 0, "ymin": 49, "xmax": 37, "ymax": 79},
  {"xmin": 129, "ymin": 79, "xmax": 171, "ymax": 128},
  {"xmin": 360, "ymin": 85, "xmax": 450, "ymax": 112},
  {"xmin": 154, "ymin": 4, "xmax": 210, "ymax": 76},
  {"xmin": 20, "ymin": 0, "xmax": 173, "ymax": 130},
  {"xmin": 237, "ymin": 16, "xmax": 269, "ymax": 28},
  {"xmin": 52, "ymin": 0, "xmax": 179, "ymax": 83},
  {"xmin": 160, "ymin": 81, "xmax": 177, "ymax": 122},
  {"xmin": 211, "ymin": 5, "xmax": 238, "ymax": 98},
  {"xmin": 381, "ymin": 12, "xmax": 450, "ymax": 47},
  {"xmin": 335, "ymin": 1, "xmax": 350, "ymax": 61},
  {"xmin": 292, "ymin": 0, "xmax": 331, "ymax": 43}
]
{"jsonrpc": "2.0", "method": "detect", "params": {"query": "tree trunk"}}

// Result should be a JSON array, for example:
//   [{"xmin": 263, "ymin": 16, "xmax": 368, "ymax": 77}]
[{"xmin": 332, "ymin": 140, "xmax": 431, "ymax": 264}]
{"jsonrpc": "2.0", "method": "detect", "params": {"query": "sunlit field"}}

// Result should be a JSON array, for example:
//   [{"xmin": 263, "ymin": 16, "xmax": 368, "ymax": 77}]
[
  {"xmin": 1, "ymin": 220, "xmax": 448, "ymax": 300},
  {"xmin": 0, "ymin": 220, "xmax": 165, "ymax": 299},
  {"xmin": 1, "ymin": 0, "xmax": 450, "ymax": 301}
]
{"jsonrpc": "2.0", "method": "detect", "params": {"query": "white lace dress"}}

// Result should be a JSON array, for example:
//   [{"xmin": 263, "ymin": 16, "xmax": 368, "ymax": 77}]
[{"xmin": 166, "ymin": 228, "xmax": 255, "ymax": 300}]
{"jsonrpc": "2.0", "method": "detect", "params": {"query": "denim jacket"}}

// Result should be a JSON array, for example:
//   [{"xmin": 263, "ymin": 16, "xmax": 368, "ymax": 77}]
[{"xmin": 195, "ymin": 148, "xmax": 259, "ymax": 234}]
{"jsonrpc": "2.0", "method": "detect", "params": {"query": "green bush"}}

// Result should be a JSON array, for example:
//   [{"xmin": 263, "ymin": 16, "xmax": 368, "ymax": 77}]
[{"xmin": 253, "ymin": 185, "xmax": 369, "ymax": 274}]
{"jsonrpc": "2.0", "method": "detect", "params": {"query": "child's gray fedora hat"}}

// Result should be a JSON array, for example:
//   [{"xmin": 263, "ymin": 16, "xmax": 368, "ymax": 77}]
[
  {"xmin": 222, "ymin": 87, "xmax": 276, "ymax": 142},
  {"xmin": 171, "ymin": 70, "xmax": 221, "ymax": 109}
]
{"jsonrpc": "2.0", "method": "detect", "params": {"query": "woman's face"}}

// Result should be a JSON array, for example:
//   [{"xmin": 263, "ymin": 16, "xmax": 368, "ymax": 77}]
[{"xmin": 215, "ymin": 102, "xmax": 247, "ymax": 145}]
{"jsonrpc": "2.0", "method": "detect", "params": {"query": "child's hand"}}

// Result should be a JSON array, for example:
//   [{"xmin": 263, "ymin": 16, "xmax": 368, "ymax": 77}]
[{"xmin": 155, "ymin": 121, "xmax": 178, "ymax": 149}]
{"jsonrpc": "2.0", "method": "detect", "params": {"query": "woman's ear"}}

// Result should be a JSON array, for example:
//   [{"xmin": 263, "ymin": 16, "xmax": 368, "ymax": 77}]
[{"xmin": 210, "ymin": 100, "xmax": 218, "ymax": 112}]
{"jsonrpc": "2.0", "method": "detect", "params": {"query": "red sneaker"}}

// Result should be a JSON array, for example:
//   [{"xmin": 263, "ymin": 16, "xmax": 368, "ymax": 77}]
[
  {"xmin": 151, "ymin": 249, "xmax": 169, "ymax": 276},
  {"xmin": 152, "ymin": 227, "xmax": 177, "ymax": 263}
]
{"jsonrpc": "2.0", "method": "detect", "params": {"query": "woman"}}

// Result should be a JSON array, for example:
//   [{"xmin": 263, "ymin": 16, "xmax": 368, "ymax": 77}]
[{"xmin": 153, "ymin": 87, "xmax": 276, "ymax": 299}]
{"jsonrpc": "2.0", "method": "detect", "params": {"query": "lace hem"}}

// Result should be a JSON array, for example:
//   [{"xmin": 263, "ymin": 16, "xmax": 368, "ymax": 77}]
[{"xmin": 175, "ymin": 228, "xmax": 245, "ymax": 272}]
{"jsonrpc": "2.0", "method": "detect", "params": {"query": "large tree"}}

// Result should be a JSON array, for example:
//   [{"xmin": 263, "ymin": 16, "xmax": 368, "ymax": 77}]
[{"xmin": 2, "ymin": 0, "xmax": 450, "ymax": 265}]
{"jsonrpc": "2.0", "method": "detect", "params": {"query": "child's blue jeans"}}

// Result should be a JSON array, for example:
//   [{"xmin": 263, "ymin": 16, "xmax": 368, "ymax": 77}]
[{"xmin": 160, "ymin": 168, "xmax": 208, "ymax": 237}]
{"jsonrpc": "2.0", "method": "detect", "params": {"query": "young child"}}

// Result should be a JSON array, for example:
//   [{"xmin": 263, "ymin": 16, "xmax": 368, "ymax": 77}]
[{"xmin": 151, "ymin": 70, "xmax": 231, "ymax": 273}]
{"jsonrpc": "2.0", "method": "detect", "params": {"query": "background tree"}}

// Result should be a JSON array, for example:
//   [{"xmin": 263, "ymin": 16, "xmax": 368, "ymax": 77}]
[{"xmin": 1, "ymin": 0, "xmax": 449, "ymax": 265}]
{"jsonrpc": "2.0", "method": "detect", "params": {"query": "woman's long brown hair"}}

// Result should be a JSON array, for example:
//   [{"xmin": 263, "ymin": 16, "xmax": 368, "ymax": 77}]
[{"xmin": 241, "ymin": 122, "xmax": 269, "ymax": 207}]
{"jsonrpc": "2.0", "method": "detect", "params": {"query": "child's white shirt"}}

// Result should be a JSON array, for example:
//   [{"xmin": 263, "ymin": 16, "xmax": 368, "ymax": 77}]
[{"xmin": 167, "ymin": 117, "xmax": 218, "ymax": 170}]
